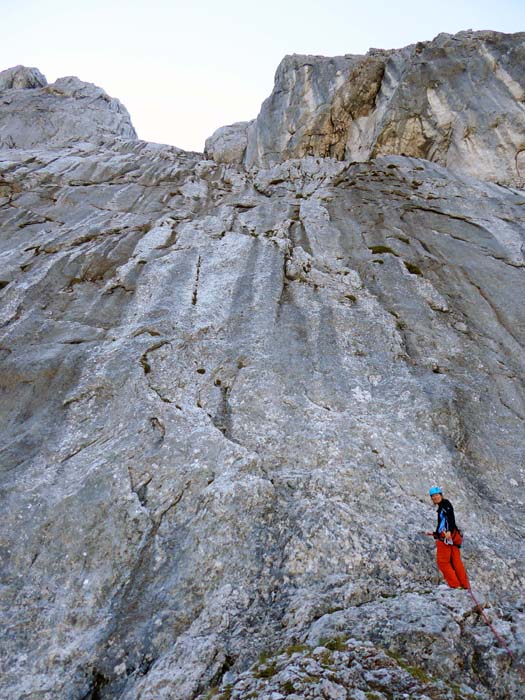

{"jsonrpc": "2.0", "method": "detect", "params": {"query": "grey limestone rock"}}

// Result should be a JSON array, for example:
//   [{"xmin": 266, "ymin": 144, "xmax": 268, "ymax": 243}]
[
  {"xmin": 194, "ymin": 634, "xmax": 486, "ymax": 700},
  {"xmin": 244, "ymin": 53, "xmax": 363, "ymax": 167},
  {"xmin": 204, "ymin": 120, "xmax": 253, "ymax": 164},
  {"xmin": 211, "ymin": 31, "xmax": 525, "ymax": 187},
  {"xmin": 0, "ymin": 68, "xmax": 137, "ymax": 149},
  {"xmin": 0, "ymin": 64, "xmax": 48, "ymax": 90},
  {"xmin": 1, "ymin": 35, "xmax": 525, "ymax": 700}
]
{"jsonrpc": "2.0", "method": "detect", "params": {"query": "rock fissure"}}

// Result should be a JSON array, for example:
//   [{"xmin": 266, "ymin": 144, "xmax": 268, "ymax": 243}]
[
  {"xmin": 139, "ymin": 340, "xmax": 170, "ymax": 375},
  {"xmin": 192, "ymin": 254, "xmax": 201, "ymax": 306}
]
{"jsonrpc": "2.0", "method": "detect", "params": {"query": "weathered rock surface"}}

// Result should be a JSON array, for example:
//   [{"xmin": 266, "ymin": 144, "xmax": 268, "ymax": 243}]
[
  {"xmin": 0, "ymin": 65, "xmax": 47, "ymax": 91},
  {"xmin": 196, "ymin": 608, "xmax": 519, "ymax": 700},
  {"xmin": 0, "ymin": 67, "xmax": 137, "ymax": 150},
  {"xmin": 1, "ymin": 33, "xmax": 525, "ymax": 700},
  {"xmin": 204, "ymin": 120, "xmax": 253, "ymax": 164},
  {"xmin": 209, "ymin": 31, "xmax": 525, "ymax": 187}
]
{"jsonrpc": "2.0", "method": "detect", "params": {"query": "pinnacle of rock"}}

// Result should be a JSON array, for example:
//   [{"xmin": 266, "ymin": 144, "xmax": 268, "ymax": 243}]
[{"xmin": 1, "ymin": 31, "xmax": 525, "ymax": 700}]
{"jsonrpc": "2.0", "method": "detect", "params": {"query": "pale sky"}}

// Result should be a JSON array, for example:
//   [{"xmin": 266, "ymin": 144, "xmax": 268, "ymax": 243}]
[{"xmin": 1, "ymin": 0, "xmax": 523, "ymax": 152}]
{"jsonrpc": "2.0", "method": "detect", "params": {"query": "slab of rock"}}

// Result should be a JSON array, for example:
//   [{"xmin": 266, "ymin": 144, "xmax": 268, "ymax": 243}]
[{"xmin": 193, "ymin": 632, "xmax": 501, "ymax": 700}]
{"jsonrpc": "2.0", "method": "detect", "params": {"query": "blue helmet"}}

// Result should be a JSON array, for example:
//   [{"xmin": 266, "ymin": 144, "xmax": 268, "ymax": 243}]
[{"xmin": 429, "ymin": 486, "xmax": 442, "ymax": 496}]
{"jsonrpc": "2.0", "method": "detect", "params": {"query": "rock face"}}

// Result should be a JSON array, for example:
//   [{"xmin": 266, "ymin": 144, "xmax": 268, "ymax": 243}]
[
  {"xmin": 0, "ymin": 66, "xmax": 137, "ymax": 149},
  {"xmin": 1, "ymin": 33, "xmax": 525, "ymax": 700},
  {"xmin": 209, "ymin": 30, "xmax": 525, "ymax": 186},
  {"xmin": 204, "ymin": 120, "xmax": 254, "ymax": 164},
  {"xmin": 0, "ymin": 65, "xmax": 47, "ymax": 90}
]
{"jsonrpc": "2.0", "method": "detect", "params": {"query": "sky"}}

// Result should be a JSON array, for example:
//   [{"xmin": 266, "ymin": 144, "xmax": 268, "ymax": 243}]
[{"xmin": 1, "ymin": 0, "xmax": 523, "ymax": 152}]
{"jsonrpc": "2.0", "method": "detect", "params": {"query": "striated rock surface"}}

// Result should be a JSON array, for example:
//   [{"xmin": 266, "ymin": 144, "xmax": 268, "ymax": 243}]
[
  {"xmin": 209, "ymin": 30, "xmax": 525, "ymax": 186},
  {"xmin": 1, "ymin": 33, "xmax": 525, "ymax": 700},
  {"xmin": 0, "ymin": 67, "xmax": 137, "ymax": 150}
]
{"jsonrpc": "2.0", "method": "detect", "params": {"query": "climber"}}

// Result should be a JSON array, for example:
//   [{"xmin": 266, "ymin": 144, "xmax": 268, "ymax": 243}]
[{"xmin": 425, "ymin": 486, "xmax": 470, "ymax": 589}]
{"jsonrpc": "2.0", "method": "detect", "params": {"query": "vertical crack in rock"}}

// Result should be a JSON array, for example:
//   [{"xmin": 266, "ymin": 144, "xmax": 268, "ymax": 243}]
[
  {"xmin": 464, "ymin": 270, "xmax": 523, "ymax": 351},
  {"xmin": 192, "ymin": 254, "xmax": 201, "ymax": 306},
  {"xmin": 211, "ymin": 383, "xmax": 234, "ymax": 440},
  {"xmin": 79, "ymin": 670, "xmax": 110, "ymax": 700},
  {"xmin": 276, "ymin": 246, "xmax": 292, "ymax": 316},
  {"xmin": 139, "ymin": 341, "xmax": 176, "ymax": 404}
]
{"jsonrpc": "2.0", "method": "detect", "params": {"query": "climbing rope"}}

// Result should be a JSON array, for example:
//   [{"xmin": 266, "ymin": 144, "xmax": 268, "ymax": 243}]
[
  {"xmin": 420, "ymin": 531, "xmax": 525, "ymax": 683},
  {"xmin": 466, "ymin": 587, "xmax": 525, "ymax": 684}
]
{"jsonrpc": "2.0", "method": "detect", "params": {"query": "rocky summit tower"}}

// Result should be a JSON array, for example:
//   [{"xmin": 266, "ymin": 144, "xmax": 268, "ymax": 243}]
[{"xmin": 1, "ymin": 31, "xmax": 524, "ymax": 700}]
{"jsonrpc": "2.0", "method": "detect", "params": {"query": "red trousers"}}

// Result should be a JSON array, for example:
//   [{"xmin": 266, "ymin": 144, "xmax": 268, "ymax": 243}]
[{"xmin": 436, "ymin": 540, "xmax": 470, "ymax": 588}]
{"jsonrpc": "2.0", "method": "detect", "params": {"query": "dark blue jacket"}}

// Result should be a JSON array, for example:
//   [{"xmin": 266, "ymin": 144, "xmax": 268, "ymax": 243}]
[{"xmin": 434, "ymin": 498, "xmax": 457, "ymax": 538}]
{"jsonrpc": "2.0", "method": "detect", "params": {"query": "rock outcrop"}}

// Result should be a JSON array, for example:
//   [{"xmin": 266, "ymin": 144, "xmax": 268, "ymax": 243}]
[
  {"xmin": 207, "ymin": 31, "xmax": 525, "ymax": 186},
  {"xmin": 204, "ymin": 120, "xmax": 254, "ymax": 164},
  {"xmin": 1, "ymin": 31, "xmax": 525, "ymax": 700},
  {"xmin": 0, "ymin": 66, "xmax": 137, "ymax": 149},
  {"xmin": 0, "ymin": 65, "xmax": 47, "ymax": 90}
]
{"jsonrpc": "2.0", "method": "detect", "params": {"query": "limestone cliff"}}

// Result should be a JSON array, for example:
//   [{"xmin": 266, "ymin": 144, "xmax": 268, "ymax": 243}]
[
  {"xmin": 1, "ymin": 31, "xmax": 525, "ymax": 700},
  {"xmin": 207, "ymin": 30, "xmax": 525, "ymax": 187}
]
